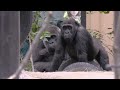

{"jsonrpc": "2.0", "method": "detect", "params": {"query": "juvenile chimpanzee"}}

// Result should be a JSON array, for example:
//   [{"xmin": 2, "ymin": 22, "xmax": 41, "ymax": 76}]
[
  {"xmin": 33, "ymin": 25, "xmax": 61, "ymax": 72},
  {"xmin": 49, "ymin": 18, "xmax": 111, "ymax": 72}
]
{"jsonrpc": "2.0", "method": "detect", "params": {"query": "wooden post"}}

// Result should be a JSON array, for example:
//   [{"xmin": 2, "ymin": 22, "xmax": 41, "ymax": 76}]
[
  {"xmin": 20, "ymin": 11, "xmax": 33, "ymax": 46},
  {"xmin": 0, "ymin": 11, "xmax": 20, "ymax": 79},
  {"xmin": 81, "ymin": 11, "xmax": 86, "ymax": 29},
  {"xmin": 113, "ymin": 11, "xmax": 120, "ymax": 79},
  {"xmin": 114, "ymin": 11, "xmax": 119, "ymax": 31}
]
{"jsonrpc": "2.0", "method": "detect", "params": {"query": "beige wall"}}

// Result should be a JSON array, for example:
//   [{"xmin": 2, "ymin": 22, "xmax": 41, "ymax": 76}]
[{"xmin": 86, "ymin": 11, "xmax": 114, "ymax": 64}]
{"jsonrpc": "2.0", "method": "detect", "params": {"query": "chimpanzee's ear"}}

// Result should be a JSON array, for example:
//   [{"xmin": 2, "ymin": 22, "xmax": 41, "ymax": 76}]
[{"xmin": 57, "ymin": 20, "xmax": 63, "ymax": 28}]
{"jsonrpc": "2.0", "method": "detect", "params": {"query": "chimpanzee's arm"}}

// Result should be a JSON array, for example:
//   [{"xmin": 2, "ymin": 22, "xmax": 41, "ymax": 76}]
[
  {"xmin": 34, "ymin": 62, "xmax": 52, "ymax": 72},
  {"xmin": 94, "ymin": 38, "xmax": 111, "ymax": 71},
  {"xmin": 50, "ymin": 36, "xmax": 65, "ymax": 72},
  {"xmin": 76, "ymin": 42, "xmax": 88, "ymax": 62},
  {"xmin": 76, "ymin": 27, "xmax": 95, "ymax": 62},
  {"xmin": 34, "ymin": 49, "xmax": 48, "ymax": 62}
]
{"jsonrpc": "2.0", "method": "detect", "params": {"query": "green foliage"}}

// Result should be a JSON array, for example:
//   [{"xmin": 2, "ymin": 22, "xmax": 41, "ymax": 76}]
[
  {"xmin": 30, "ymin": 11, "xmax": 51, "ymax": 41},
  {"xmin": 24, "ymin": 60, "xmax": 33, "ymax": 71},
  {"xmin": 99, "ymin": 11, "xmax": 110, "ymax": 14},
  {"xmin": 32, "ymin": 11, "xmax": 41, "ymax": 33},
  {"xmin": 30, "ymin": 11, "xmax": 41, "ymax": 41},
  {"xmin": 107, "ymin": 31, "xmax": 114, "ymax": 35},
  {"xmin": 88, "ymin": 29, "xmax": 102, "ymax": 40},
  {"xmin": 63, "ymin": 11, "xmax": 69, "ymax": 19},
  {"xmin": 87, "ymin": 11, "xmax": 110, "ymax": 14},
  {"xmin": 107, "ymin": 31, "xmax": 114, "ymax": 39},
  {"xmin": 40, "ymin": 31, "xmax": 51, "ymax": 40}
]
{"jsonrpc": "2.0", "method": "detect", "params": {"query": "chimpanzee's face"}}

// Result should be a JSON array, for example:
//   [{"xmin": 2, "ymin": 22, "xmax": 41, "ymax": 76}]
[
  {"xmin": 58, "ymin": 18, "xmax": 80, "ymax": 43},
  {"xmin": 47, "ymin": 35, "xmax": 57, "ymax": 50},
  {"xmin": 61, "ymin": 24, "xmax": 73, "ymax": 40}
]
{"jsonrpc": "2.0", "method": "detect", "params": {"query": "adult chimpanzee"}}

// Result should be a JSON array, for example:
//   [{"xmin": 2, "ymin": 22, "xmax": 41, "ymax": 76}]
[
  {"xmin": 33, "ymin": 25, "xmax": 61, "ymax": 72},
  {"xmin": 49, "ymin": 17, "xmax": 111, "ymax": 72}
]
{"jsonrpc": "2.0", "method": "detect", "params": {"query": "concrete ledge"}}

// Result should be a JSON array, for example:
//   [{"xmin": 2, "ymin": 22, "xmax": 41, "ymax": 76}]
[{"xmin": 20, "ymin": 71, "xmax": 114, "ymax": 79}]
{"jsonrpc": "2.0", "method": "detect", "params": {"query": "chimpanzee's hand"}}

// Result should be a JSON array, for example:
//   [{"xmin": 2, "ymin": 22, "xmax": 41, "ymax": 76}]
[{"xmin": 39, "ymin": 49, "xmax": 48, "ymax": 55}]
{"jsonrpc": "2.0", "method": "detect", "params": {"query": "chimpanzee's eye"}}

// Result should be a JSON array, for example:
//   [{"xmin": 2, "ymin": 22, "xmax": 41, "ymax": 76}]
[
  {"xmin": 51, "ymin": 35, "xmax": 56, "ymax": 39},
  {"xmin": 68, "ymin": 26, "xmax": 72, "ymax": 30},
  {"xmin": 62, "ymin": 26, "xmax": 72, "ymax": 30},
  {"xmin": 46, "ymin": 37, "xmax": 50, "ymax": 41},
  {"xmin": 62, "ymin": 26, "xmax": 67, "ymax": 30}
]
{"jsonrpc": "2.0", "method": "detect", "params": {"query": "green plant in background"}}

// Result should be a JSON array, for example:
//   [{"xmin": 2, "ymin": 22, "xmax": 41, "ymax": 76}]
[
  {"xmin": 107, "ymin": 31, "xmax": 114, "ymax": 39},
  {"xmin": 99, "ymin": 11, "xmax": 110, "ymax": 14},
  {"xmin": 32, "ymin": 11, "xmax": 41, "ymax": 33},
  {"xmin": 30, "ymin": 11, "xmax": 41, "ymax": 41},
  {"xmin": 25, "ymin": 11, "xmax": 44, "ymax": 71},
  {"xmin": 30, "ymin": 11, "xmax": 51, "ymax": 41},
  {"xmin": 63, "ymin": 11, "xmax": 69, "ymax": 19},
  {"xmin": 24, "ymin": 60, "xmax": 33, "ymax": 71},
  {"xmin": 25, "ymin": 11, "xmax": 52, "ymax": 71},
  {"xmin": 87, "ymin": 11, "xmax": 110, "ymax": 14},
  {"xmin": 88, "ymin": 29, "xmax": 103, "ymax": 40},
  {"xmin": 40, "ymin": 31, "xmax": 51, "ymax": 40}
]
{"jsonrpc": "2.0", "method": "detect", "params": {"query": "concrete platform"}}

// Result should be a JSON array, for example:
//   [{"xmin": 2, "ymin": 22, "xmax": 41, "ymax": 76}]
[{"xmin": 20, "ymin": 71, "xmax": 115, "ymax": 79}]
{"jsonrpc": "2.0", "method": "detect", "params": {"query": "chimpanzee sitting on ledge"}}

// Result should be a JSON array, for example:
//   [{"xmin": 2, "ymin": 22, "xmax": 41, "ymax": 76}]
[
  {"xmin": 33, "ymin": 25, "xmax": 60, "ymax": 72},
  {"xmin": 49, "ymin": 17, "xmax": 111, "ymax": 72}
]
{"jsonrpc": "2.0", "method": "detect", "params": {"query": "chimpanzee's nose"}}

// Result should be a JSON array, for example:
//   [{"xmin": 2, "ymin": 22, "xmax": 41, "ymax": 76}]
[
  {"xmin": 50, "ymin": 42, "xmax": 54, "ymax": 44},
  {"xmin": 65, "ymin": 31, "xmax": 70, "ymax": 34}
]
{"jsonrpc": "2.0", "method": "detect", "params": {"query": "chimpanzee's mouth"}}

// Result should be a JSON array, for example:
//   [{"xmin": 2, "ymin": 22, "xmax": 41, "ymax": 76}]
[
  {"xmin": 64, "ymin": 35, "xmax": 71, "ymax": 39},
  {"xmin": 64, "ymin": 38, "xmax": 71, "ymax": 43}
]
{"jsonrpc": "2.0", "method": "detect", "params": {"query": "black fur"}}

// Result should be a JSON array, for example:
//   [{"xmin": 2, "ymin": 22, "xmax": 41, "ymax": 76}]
[
  {"xmin": 50, "ymin": 18, "xmax": 111, "ymax": 72},
  {"xmin": 33, "ymin": 25, "xmax": 60, "ymax": 72}
]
